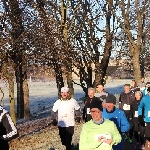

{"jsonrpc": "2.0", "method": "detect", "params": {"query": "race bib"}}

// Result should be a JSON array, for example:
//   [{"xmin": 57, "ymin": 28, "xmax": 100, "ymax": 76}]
[
  {"xmin": 62, "ymin": 114, "xmax": 68, "ymax": 118},
  {"xmin": 87, "ymin": 108, "xmax": 90, "ymax": 114},
  {"xmin": 134, "ymin": 111, "xmax": 138, "ymax": 117},
  {"xmin": 123, "ymin": 104, "xmax": 130, "ymax": 110},
  {"xmin": 148, "ymin": 111, "xmax": 150, "ymax": 117},
  {"xmin": 95, "ymin": 134, "xmax": 111, "ymax": 141}
]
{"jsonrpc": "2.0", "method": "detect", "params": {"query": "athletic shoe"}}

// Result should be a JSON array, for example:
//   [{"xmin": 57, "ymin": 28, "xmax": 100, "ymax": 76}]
[
  {"xmin": 124, "ymin": 134, "xmax": 128, "ymax": 141},
  {"xmin": 128, "ymin": 138, "xmax": 133, "ymax": 144}
]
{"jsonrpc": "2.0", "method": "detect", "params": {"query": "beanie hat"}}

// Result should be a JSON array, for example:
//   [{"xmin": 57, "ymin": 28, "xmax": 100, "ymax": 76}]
[
  {"xmin": 90, "ymin": 100, "xmax": 103, "ymax": 111},
  {"xmin": 61, "ymin": 87, "xmax": 69, "ymax": 92},
  {"xmin": 147, "ymin": 87, "xmax": 150, "ymax": 92},
  {"xmin": 105, "ymin": 94, "xmax": 116, "ymax": 104}
]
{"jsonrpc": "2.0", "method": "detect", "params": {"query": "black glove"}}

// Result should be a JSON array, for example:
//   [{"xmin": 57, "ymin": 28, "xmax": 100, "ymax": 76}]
[
  {"xmin": 76, "ymin": 117, "xmax": 81, "ymax": 123},
  {"xmin": 138, "ymin": 115, "xmax": 144, "ymax": 124},
  {"xmin": 51, "ymin": 119, "xmax": 57, "ymax": 126}
]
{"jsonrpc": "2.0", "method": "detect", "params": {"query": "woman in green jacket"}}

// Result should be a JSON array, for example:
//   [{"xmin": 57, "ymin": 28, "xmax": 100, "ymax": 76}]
[{"xmin": 79, "ymin": 100, "xmax": 122, "ymax": 150}]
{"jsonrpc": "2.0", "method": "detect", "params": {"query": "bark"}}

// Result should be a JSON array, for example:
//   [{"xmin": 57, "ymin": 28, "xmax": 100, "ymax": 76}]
[
  {"xmin": 8, "ymin": 75, "xmax": 16, "ymax": 124},
  {"xmin": 2, "ymin": 63, "xmax": 16, "ymax": 124},
  {"xmin": 94, "ymin": 2, "xmax": 112, "ymax": 87},
  {"xmin": 23, "ymin": 71, "xmax": 30, "ymax": 118},
  {"xmin": 15, "ymin": 66, "xmax": 24, "ymax": 118},
  {"xmin": 130, "ymin": 45, "xmax": 141, "ymax": 83}
]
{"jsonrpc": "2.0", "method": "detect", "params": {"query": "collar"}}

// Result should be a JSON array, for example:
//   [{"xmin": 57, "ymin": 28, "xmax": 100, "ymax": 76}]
[
  {"xmin": 92, "ymin": 118, "xmax": 105, "ymax": 125},
  {"xmin": 60, "ymin": 96, "xmax": 71, "ymax": 101},
  {"xmin": 106, "ymin": 106, "xmax": 116, "ymax": 113}
]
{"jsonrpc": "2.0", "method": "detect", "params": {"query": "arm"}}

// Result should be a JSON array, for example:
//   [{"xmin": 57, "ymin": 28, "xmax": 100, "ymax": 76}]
[
  {"xmin": 79, "ymin": 125, "xmax": 101, "ymax": 150},
  {"xmin": 138, "ymin": 98, "xmax": 144, "ymax": 116},
  {"xmin": 138, "ymin": 98, "xmax": 145, "ymax": 123},
  {"xmin": 1, "ymin": 113, "xmax": 18, "ymax": 141},
  {"xmin": 51, "ymin": 100, "xmax": 59, "ymax": 125},
  {"xmin": 120, "ymin": 111, "xmax": 130, "ymax": 133},
  {"xmin": 129, "ymin": 102, "xmax": 133, "ymax": 119},
  {"xmin": 111, "ymin": 122, "xmax": 122, "ymax": 146}
]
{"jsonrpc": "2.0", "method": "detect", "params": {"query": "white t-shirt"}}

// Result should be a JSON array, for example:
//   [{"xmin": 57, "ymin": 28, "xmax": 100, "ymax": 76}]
[{"xmin": 52, "ymin": 98, "xmax": 80, "ymax": 127}]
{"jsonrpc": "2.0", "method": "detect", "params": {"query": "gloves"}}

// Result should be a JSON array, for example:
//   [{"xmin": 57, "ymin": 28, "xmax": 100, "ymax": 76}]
[
  {"xmin": 51, "ymin": 119, "xmax": 57, "ymax": 126},
  {"xmin": 76, "ymin": 117, "xmax": 81, "ymax": 123},
  {"xmin": 138, "ymin": 115, "xmax": 144, "ymax": 124}
]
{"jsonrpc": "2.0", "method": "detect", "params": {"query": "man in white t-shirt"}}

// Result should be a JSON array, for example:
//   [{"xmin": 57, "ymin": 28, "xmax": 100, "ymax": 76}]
[{"xmin": 51, "ymin": 87, "xmax": 81, "ymax": 150}]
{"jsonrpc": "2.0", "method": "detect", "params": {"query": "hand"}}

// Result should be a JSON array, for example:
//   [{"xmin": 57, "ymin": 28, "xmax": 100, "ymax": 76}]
[
  {"xmin": 102, "ymin": 138, "xmax": 113, "ymax": 145},
  {"xmin": 98, "ymin": 136, "xmax": 113, "ymax": 145},
  {"xmin": 76, "ymin": 117, "xmax": 81, "ymax": 123},
  {"xmin": 51, "ymin": 119, "xmax": 57, "ymax": 126},
  {"xmin": 138, "ymin": 115, "xmax": 144, "ymax": 124}
]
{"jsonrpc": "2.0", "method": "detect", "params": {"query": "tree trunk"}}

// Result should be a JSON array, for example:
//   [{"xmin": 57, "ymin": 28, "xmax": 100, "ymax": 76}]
[
  {"xmin": 16, "ymin": 66, "xmax": 24, "ymax": 118},
  {"xmin": 67, "ymin": 67, "xmax": 74, "ymax": 98},
  {"xmin": 8, "ymin": 76, "xmax": 16, "ymax": 125},
  {"xmin": 23, "ymin": 71, "xmax": 30, "ymax": 118},
  {"xmin": 131, "ymin": 47, "xmax": 141, "ymax": 83},
  {"xmin": 54, "ymin": 62, "xmax": 64, "ymax": 99}
]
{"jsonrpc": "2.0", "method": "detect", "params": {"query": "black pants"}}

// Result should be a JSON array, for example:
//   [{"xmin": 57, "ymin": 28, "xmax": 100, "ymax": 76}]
[
  {"xmin": 58, "ymin": 126, "xmax": 74, "ymax": 150},
  {"xmin": 145, "ymin": 122, "xmax": 150, "ymax": 141}
]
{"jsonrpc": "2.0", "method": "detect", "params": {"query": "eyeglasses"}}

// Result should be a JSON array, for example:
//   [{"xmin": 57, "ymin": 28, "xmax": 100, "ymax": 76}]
[{"xmin": 90, "ymin": 111, "xmax": 100, "ymax": 114}]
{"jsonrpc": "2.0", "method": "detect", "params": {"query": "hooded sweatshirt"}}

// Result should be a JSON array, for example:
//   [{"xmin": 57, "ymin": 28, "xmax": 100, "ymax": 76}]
[{"xmin": 79, "ymin": 119, "xmax": 121, "ymax": 150}]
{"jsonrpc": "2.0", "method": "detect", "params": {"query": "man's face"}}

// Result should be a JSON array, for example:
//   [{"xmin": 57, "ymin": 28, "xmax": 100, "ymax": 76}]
[
  {"xmin": 124, "ymin": 86, "xmax": 130, "ymax": 93},
  {"xmin": 96, "ymin": 85, "xmax": 104, "ymax": 92},
  {"xmin": 88, "ymin": 90, "xmax": 95, "ymax": 98},
  {"xmin": 61, "ymin": 92, "xmax": 69, "ymax": 99},
  {"xmin": 105, "ymin": 103, "xmax": 115, "ymax": 112},
  {"xmin": 90, "ymin": 108, "xmax": 102, "ymax": 122}
]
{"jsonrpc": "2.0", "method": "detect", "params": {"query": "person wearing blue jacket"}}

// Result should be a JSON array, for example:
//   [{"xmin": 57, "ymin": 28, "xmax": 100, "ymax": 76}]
[
  {"xmin": 102, "ymin": 94, "xmax": 130, "ymax": 150},
  {"xmin": 142, "ymin": 82, "xmax": 150, "ymax": 96},
  {"xmin": 138, "ymin": 87, "xmax": 150, "ymax": 149}
]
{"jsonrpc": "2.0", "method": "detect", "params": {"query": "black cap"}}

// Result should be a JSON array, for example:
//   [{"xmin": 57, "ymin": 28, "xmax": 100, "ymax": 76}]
[
  {"xmin": 105, "ymin": 94, "xmax": 116, "ymax": 104},
  {"xmin": 90, "ymin": 100, "xmax": 103, "ymax": 111},
  {"xmin": 146, "ymin": 82, "xmax": 150, "ymax": 85},
  {"xmin": 147, "ymin": 87, "xmax": 150, "ymax": 92}
]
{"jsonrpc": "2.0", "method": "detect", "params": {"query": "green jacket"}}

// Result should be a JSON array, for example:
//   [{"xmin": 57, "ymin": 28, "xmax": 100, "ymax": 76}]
[{"xmin": 79, "ymin": 119, "xmax": 122, "ymax": 150}]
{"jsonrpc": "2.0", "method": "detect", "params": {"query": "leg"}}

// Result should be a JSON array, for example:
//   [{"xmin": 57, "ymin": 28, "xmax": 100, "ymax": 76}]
[
  {"xmin": 58, "ymin": 126, "xmax": 66, "ymax": 146},
  {"xmin": 134, "ymin": 131, "xmax": 140, "ymax": 143},
  {"xmin": 140, "ymin": 125, "xmax": 145, "ymax": 146},
  {"xmin": 66, "ymin": 126, "xmax": 74, "ymax": 150}
]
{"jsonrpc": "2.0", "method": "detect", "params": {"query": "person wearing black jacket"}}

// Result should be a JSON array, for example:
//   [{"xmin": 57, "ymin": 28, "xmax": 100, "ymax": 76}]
[
  {"xmin": 83, "ymin": 87, "xmax": 102, "ymax": 122},
  {"xmin": 129, "ymin": 91, "xmax": 145, "ymax": 149},
  {"xmin": 0, "ymin": 106, "xmax": 18, "ymax": 150},
  {"xmin": 119, "ymin": 84, "xmax": 135, "ymax": 143}
]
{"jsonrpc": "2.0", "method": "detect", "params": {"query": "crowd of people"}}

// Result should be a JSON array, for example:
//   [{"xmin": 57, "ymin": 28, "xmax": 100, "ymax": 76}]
[
  {"xmin": 0, "ymin": 77, "xmax": 150, "ymax": 150},
  {"xmin": 51, "ymin": 77, "xmax": 150, "ymax": 150}
]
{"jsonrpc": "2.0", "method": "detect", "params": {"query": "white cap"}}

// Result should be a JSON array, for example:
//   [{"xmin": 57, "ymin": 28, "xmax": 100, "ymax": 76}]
[{"xmin": 61, "ymin": 87, "xmax": 69, "ymax": 92}]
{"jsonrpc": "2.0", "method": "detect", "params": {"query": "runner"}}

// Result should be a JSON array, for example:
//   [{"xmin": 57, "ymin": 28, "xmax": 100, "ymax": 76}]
[
  {"xmin": 51, "ymin": 87, "xmax": 81, "ymax": 150},
  {"xmin": 102, "ymin": 94, "xmax": 130, "ymax": 150},
  {"xmin": 138, "ymin": 87, "xmax": 150, "ymax": 149},
  {"xmin": 83, "ymin": 87, "xmax": 102, "ymax": 122},
  {"xmin": 79, "ymin": 100, "xmax": 122, "ymax": 150},
  {"xmin": 0, "ymin": 106, "xmax": 18, "ymax": 150},
  {"xmin": 119, "ymin": 84, "xmax": 135, "ymax": 143},
  {"xmin": 129, "ymin": 91, "xmax": 145, "ymax": 149},
  {"xmin": 95, "ymin": 83, "xmax": 108, "ymax": 105}
]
